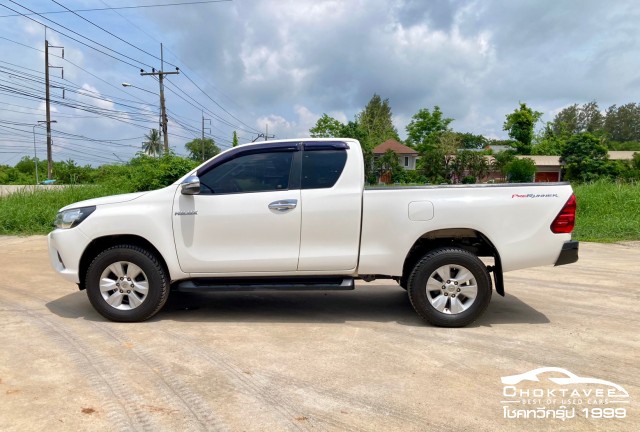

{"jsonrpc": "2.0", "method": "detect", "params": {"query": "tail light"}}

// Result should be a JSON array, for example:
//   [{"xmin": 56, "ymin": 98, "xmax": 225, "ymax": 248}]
[{"xmin": 551, "ymin": 194, "xmax": 576, "ymax": 234}]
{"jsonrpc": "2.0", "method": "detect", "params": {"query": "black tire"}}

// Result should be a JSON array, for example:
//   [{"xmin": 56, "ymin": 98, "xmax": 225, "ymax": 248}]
[
  {"xmin": 407, "ymin": 247, "xmax": 492, "ymax": 327},
  {"xmin": 85, "ymin": 245, "xmax": 170, "ymax": 322}
]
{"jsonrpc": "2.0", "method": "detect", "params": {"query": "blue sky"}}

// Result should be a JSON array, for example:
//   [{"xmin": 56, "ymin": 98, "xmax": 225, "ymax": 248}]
[{"xmin": 1, "ymin": 0, "xmax": 639, "ymax": 166}]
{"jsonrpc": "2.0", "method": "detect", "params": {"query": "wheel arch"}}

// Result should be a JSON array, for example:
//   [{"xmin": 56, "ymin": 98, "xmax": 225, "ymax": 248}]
[
  {"xmin": 78, "ymin": 235, "xmax": 169, "ymax": 290},
  {"xmin": 401, "ymin": 228, "xmax": 504, "ymax": 296}
]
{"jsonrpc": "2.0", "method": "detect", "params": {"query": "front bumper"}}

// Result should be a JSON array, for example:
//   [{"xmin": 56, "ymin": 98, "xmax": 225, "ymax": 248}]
[
  {"xmin": 48, "ymin": 228, "xmax": 91, "ymax": 284},
  {"xmin": 554, "ymin": 240, "xmax": 579, "ymax": 266}
]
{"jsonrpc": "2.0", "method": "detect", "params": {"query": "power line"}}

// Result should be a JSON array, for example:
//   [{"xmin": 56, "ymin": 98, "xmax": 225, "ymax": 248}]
[
  {"xmin": 0, "ymin": 3, "xmax": 249, "ymax": 156},
  {"xmin": 0, "ymin": 1, "xmax": 233, "ymax": 18},
  {"xmin": 0, "ymin": 34, "xmax": 158, "ymax": 107},
  {"xmin": 2, "ymin": 1, "xmax": 150, "ymax": 69},
  {"xmin": 180, "ymin": 70, "xmax": 260, "ymax": 133},
  {"xmin": 96, "ymin": 1, "xmax": 259, "ymax": 134},
  {"xmin": 49, "ymin": 0, "xmax": 180, "ymax": 70}
]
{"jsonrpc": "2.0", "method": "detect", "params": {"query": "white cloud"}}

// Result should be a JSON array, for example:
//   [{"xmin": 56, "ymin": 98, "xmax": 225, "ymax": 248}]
[
  {"xmin": 3, "ymin": 0, "xmax": 640, "ymax": 166},
  {"xmin": 80, "ymin": 84, "xmax": 115, "ymax": 111}
]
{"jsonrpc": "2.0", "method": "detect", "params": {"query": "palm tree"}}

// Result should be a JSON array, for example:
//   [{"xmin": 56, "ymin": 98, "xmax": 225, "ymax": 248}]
[{"xmin": 143, "ymin": 129, "xmax": 162, "ymax": 157}]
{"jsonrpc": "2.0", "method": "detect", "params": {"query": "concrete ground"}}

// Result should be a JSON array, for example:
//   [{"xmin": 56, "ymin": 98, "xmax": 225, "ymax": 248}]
[
  {"xmin": 0, "ymin": 236, "xmax": 637, "ymax": 431},
  {"xmin": 0, "ymin": 185, "xmax": 66, "ymax": 196}
]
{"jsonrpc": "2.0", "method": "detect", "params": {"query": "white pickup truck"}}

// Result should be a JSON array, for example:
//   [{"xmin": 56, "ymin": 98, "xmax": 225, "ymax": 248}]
[{"xmin": 48, "ymin": 138, "xmax": 578, "ymax": 327}]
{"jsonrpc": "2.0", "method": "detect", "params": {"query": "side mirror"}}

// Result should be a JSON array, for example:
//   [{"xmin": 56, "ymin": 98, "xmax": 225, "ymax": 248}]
[{"xmin": 181, "ymin": 175, "xmax": 201, "ymax": 195}]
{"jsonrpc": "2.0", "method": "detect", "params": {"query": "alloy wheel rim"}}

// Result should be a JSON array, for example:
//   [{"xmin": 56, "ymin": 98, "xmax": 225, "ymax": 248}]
[
  {"xmin": 425, "ymin": 264, "xmax": 478, "ymax": 315},
  {"xmin": 99, "ymin": 261, "xmax": 149, "ymax": 310}
]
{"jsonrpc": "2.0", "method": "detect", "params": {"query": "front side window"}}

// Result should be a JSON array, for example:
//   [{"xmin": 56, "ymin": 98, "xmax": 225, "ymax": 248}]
[{"xmin": 199, "ymin": 151, "xmax": 294, "ymax": 194}]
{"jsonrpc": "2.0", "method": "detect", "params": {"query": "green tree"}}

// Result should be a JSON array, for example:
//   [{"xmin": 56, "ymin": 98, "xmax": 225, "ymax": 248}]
[
  {"xmin": 417, "ymin": 148, "xmax": 448, "ymax": 184},
  {"xmin": 185, "ymin": 138, "xmax": 220, "ymax": 161},
  {"xmin": 143, "ymin": 129, "xmax": 162, "ymax": 157},
  {"xmin": 578, "ymin": 101, "xmax": 604, "ymax": 134},
  {"xmin": 128, "ymin": 152, "xmax": 198, "ymax": 191},
  {"xmin": 560, "ymin": 133, "xmax": 611, "ymax": 182},
  {"xmin": 505, "ymin": 158, "xmax": 536, "ymax": 182},
  {"xmin": 375, "ymin": 149, "xmax": 403, "ymax": 183},
  {"xmin": 416, "ymin": 132, "xmax": 460, "ymax": 184},
  {"xmin": 340, "ymin": 120, "xmax": 366, "ymax": 141},
  {"xmin": 309, "ymin": 114, "xmax": 345, "ymax": 138},
  {"xmin": 552, "ymin": 101, "xmax": 604, "ymax": 138},
  {"xmin": 456, "ymin": 132, "xmax": 488, "ymax": 150},
  {"xmin": 2, "ymin": 158, "xmax": 33, "ymax": 184},
  {"xmin": 53, "ymin": 159, "xmax": 91, "ymax": 184},
  {"xmin": 356, "ymin": 94, "xmax": 399, "ymax": 150},
  {"xmin": 450, "ymin": 150, "xmax": 490, "ymax": 184},
  {"xmin": 232, "ymin": 131, "xmax": 239, "ymax": 147},
  {"xmin": 491, "ymin": 150, "xmax": 517, "ymax": 181},
  {"xmin": 604, "ymin": 103, "xmax": 640, "ymax": 142},
  {"xmin": 532, "ymin": 123, "xmax": 564, "ymax": 155},
  {"xmin": 551, "ymin": 104, "xmax": 580, "ymax": 137},
  {"xmin": 503, "ymin": 103, "xmax": 543, "ymax": 155},
  {"xmin": 405, "ymin": 106, "xmax": 453, "ymax": 149}
]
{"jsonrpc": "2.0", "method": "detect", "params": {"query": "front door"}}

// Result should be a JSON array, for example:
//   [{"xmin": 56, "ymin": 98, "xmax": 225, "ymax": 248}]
[{"xmin": 173, "ymin": 147, "xmax": 301, "ymax": 274}]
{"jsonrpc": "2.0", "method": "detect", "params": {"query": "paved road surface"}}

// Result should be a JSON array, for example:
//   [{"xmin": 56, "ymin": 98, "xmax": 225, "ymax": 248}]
[{"xmin": 0, "ymin": 236, "xmax": 637, "ymax": 431}]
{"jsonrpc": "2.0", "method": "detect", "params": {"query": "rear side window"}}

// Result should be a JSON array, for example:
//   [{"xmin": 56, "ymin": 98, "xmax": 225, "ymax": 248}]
[
  {"xmin": 199, "ymin": 151, "xmax": 294, "ymax": 194},
  {"xmin": 301, "ymin": 150, "xmax": 347, "ymax": 189}
]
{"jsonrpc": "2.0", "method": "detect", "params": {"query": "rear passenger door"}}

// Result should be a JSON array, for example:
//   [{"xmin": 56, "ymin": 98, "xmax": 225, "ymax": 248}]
[{"xmin": 297, "ymin": 142, "xmax": 362, "ymax": 271}]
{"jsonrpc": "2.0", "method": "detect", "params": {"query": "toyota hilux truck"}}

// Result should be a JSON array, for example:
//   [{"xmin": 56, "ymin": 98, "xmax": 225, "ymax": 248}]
[{"xmin": 48, "ymin": 138, "xmax": 578, "ymax": 327}]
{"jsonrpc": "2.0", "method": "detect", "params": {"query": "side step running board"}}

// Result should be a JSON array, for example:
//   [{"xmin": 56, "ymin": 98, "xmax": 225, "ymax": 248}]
[{"xmin": 174, "ymin": 277, "xmax": 355, "ymax": 292}]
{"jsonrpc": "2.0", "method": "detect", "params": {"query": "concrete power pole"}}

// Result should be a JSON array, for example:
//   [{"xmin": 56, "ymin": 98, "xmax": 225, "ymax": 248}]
[
  {"xmin": 44, "ymin": 39, "xmax": 63, "ymax": 179},
  {"xmin": 140, "ymin": 43, "xmax": 179, "ymax": 154},
  {"xmin": 264, "ymin": 124, "xmax": 274, "ymax": 141},
  {"xmin": 201, "ymin": 111, "xmax": 211, "ymax": 161}
]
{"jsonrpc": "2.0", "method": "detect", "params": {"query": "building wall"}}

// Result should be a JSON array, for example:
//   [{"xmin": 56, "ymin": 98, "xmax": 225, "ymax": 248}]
[
  {"xmin": 535, "ymin": 171, "xmax": 561, "ymax": 182},
  {"xmin": 397, "ymin": 154, "xmax": 417, "ymax": 170}
]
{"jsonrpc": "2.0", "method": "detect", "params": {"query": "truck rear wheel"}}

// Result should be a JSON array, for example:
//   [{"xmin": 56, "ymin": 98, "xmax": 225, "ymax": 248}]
[
  {"xmin": 85, "ymin": 245, "xmax": 169, "ymax": 322},
  {"xmin": 407, "ymin": 248, "xmax": 492, "ymax": 327}
]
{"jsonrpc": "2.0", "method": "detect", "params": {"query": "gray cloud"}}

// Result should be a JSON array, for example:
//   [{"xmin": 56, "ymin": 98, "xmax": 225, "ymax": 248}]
[{"xmin": 2, "ymin": 0, "xmax": 639, "ymax": 165}]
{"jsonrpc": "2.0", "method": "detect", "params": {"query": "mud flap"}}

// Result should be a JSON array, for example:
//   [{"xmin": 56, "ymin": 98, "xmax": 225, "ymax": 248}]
[{"xmin": 487, "ymin": 255, "xmax": 505, "ymax": 297}]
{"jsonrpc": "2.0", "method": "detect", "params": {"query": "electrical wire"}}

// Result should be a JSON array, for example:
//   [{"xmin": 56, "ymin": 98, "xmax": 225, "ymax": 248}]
[
  {"xmin": 0, "ymin": 1, "xmax": 233, "ymax": 18},
  {"xmin": 2, "ymin": 1, "xmax": 150, "ymax": 69},
  {"xmin": 49, "ymin": 0, "xmax": 180, "ymax": 70}
]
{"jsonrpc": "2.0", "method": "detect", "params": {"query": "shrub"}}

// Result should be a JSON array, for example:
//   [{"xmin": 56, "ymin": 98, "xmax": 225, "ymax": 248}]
[{"xmin": 505, "ymin": 158, "xmax": 536, "ymax": 182}]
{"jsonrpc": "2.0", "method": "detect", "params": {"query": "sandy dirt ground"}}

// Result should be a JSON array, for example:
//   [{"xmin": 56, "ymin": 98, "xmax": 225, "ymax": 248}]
[{"xmin": 0, "ymin": 236, "xmax": 637, "ymax": 431}]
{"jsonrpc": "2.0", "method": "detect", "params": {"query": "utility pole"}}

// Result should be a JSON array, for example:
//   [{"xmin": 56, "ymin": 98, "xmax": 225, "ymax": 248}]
[
  {"xmin": 44, "ymin": 38, "xmax": 63, "ymax": 179},
  {"xmin": 264, "ymin": 123, "xmax": 275, "ymax": 141},
  {"xmin": 140, "ymin": 43, "xmax": 179, "ymax": 154},
  {"xmin": 201, "ymin": 111, "xmax": 211, "ymax": 161}
]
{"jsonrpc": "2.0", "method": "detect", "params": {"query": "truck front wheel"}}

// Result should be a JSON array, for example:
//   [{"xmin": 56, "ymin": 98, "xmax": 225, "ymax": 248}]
[
  {"xmin": 85, "ymin": 245, "xmax": 170, "ymax": 322},
  {"xmin": 407, "ymin": 248, "xmax": 492, "ymax": 327}
]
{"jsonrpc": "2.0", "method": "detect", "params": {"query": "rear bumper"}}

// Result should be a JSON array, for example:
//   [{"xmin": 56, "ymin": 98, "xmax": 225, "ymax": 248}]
[{"xmin": 554, "ymin": 240, "xmax": 579, "ymax": 266}]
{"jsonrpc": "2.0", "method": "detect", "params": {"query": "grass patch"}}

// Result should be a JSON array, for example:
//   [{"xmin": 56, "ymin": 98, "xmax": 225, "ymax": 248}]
[
  {"xmin": 1, "ymin": 180, "xmax": 638, "ymax": 242},
  {"xmin": 573, "ymin": 180, "xmax": 640, "ymax": 242},
  {"xmin": 0, "ymin": 184, "xmax": 130, "ymax": 235}
]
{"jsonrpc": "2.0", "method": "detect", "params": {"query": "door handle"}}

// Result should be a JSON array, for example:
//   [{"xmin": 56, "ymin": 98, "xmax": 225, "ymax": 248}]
[{"xmin": 268, "ymin": 199, "xmax": 298, "ymax": 211}]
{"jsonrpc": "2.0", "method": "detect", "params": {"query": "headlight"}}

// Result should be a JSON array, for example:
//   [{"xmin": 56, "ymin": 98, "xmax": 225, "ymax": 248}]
[{"xmin": 54, "ymin": 206, "xmax": 96, "ymax": 229}]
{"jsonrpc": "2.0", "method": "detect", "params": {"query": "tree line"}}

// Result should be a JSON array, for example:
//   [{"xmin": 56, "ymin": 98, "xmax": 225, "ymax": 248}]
[
  {"xmin": 0, "ymin": 128, "xmax": 241, "ymax": 185},
  {"xmin": 2, "ymin": 98, "xmax": 640, "ymax": 186},
  {"xmin": 309, "ymin": 96, "xmax": 640, "ymax": 184}
]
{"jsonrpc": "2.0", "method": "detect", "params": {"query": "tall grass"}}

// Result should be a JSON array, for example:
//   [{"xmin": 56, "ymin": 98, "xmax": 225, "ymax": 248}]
[
  {"xmin": 1, "ymin": 180, "xmax": 639, "ymax": 241},
  {"xmin": 572, "ymin": 180, "xmax": 640, "ymax": 242},
  {"xmin": 0, "ymin": 184, "xmax": 130, "ymax": 235}
]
